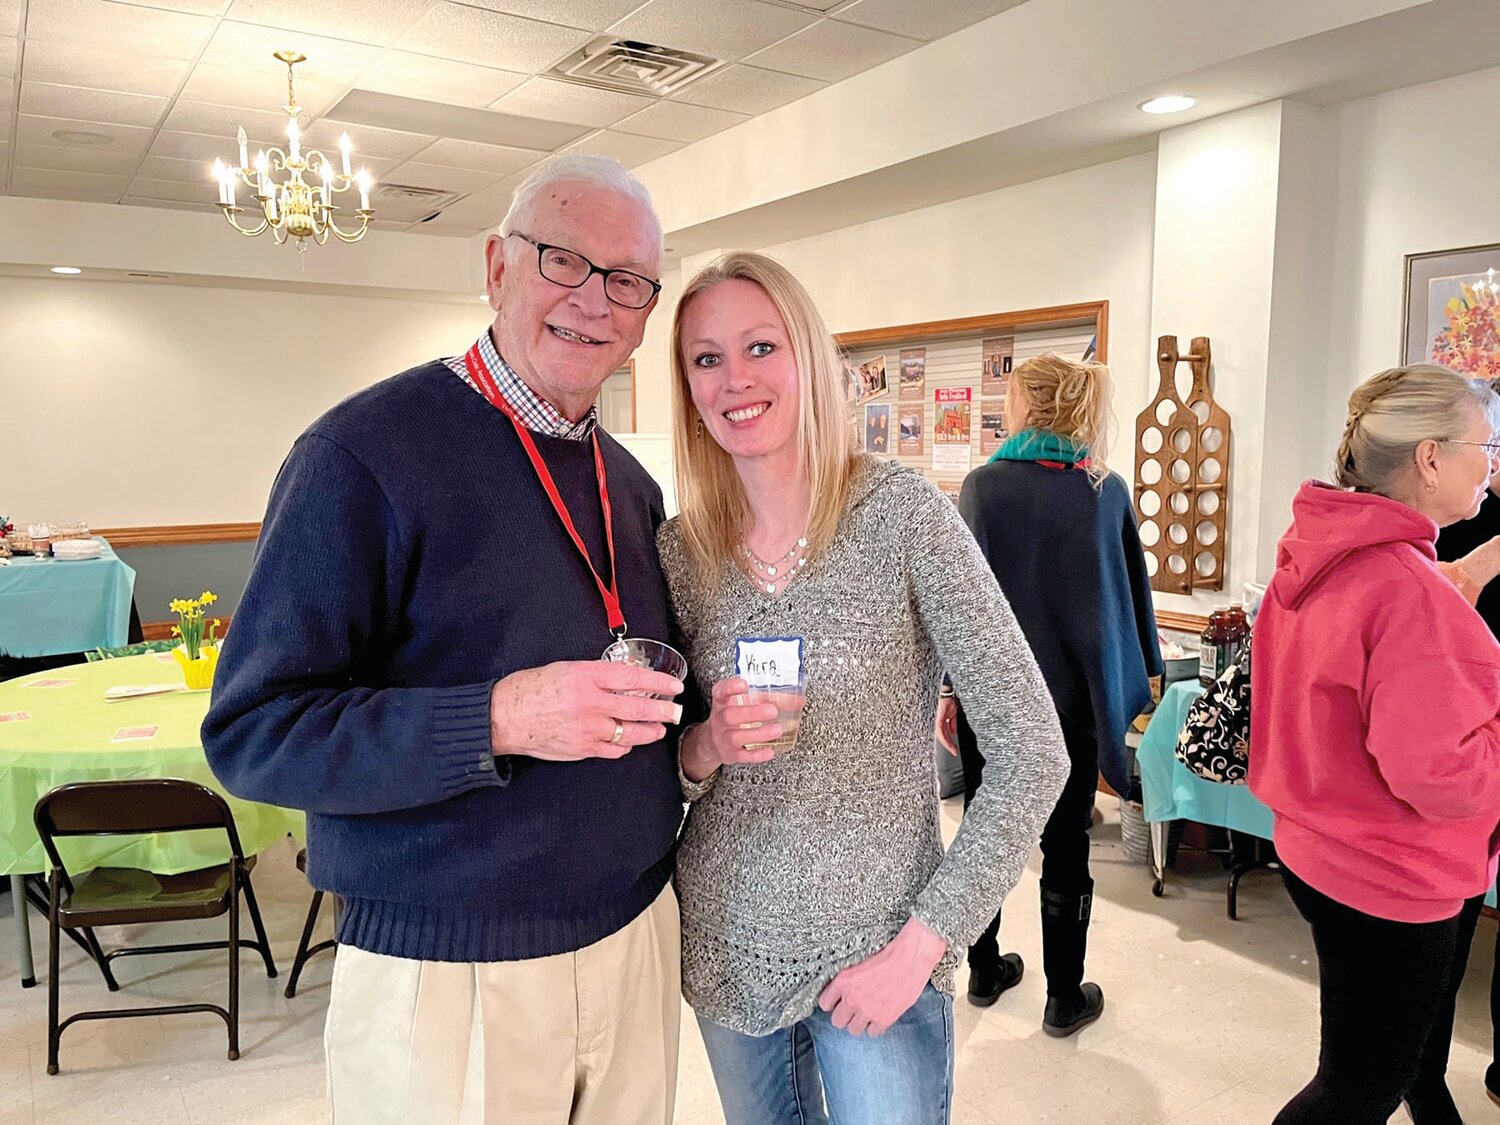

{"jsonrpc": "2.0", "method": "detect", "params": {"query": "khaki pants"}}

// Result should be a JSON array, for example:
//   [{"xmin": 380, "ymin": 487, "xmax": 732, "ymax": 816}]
[{"xmin": 325, "ymin": 886, "xmax": 681, "ymax": 1124}]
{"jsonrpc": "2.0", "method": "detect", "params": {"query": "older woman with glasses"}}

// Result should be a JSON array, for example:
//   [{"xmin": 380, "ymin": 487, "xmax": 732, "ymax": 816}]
[{"xmin": 1250, "ymin": 363, "xmax": 1500, "ymax": 1125}]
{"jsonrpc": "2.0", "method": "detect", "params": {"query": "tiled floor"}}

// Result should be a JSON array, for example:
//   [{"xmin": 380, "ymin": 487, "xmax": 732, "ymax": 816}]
[{"xmin": 2, "ymin": 801, "xmax": 1495, "ymax": 1124}]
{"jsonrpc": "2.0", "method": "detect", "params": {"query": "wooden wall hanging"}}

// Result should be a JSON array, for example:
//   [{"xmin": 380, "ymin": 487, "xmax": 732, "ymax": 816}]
[{"xmin": 1133, "ymin": 335, "xmax": 1231, "ymax": 594}]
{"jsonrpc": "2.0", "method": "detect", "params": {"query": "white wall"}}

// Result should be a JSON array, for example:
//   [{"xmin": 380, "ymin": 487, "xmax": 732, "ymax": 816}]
[
  {"xmin": 1326, "ymin": 63, "xmax": 1500, "ymax": 448},
  {"xmin": 4, "ymin": 276, "xmax": 492, "ymax": 525},
  {"xmin": 634, "ymin": 152, "xmax": 1159, "ymax": 444}
]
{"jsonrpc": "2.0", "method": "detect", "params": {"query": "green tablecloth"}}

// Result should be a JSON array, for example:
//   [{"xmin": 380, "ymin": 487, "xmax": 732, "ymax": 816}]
[{"xmin": 0, "ymin": 654, "xmax": 303, "ymax": 875}]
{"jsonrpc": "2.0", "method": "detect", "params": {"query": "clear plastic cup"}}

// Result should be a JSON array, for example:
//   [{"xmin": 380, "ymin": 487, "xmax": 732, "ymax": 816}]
[
  {"xmin": 743, "ymin": 671, "xmax": 807, "ymax": 754},
  {"xmin": 601, "ymin": 637, "xmax": 689, "ymax": 699}
]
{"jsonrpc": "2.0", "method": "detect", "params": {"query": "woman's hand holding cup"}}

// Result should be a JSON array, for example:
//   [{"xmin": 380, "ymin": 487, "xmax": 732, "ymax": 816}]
[{"xmin": 681, "ymin": 676, "xmax": 794, "ymax": 781}]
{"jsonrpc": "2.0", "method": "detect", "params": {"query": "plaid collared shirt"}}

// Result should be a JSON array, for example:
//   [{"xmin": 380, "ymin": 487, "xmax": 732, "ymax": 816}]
[{"xmin": 445, "ymin": 331, "xmax": 597, "ymax": 441}]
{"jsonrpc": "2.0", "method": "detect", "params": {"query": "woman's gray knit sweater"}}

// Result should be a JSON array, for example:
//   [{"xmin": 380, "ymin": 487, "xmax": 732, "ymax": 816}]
[{"xmin": 658, "ymin": 456, "xmax": 1069, "ymax": 1034}]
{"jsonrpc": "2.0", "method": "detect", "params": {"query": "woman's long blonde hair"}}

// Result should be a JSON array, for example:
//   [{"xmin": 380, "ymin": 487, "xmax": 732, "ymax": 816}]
[
  {"xmin": 670, "ymin": 252, "xmax": 856, "ymax": 582},
  {"xmin": 1334, "ymin": 363, "xmax": 1500, "ymax": 494},
  {"xmin": 1010, "ymin": 352, "xmax": 1114, "ymax": 484}
]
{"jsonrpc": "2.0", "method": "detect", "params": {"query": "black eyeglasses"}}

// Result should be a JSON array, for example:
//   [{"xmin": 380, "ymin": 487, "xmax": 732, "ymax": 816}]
[{"xmin": 509, "ymin": 232, "xmax": 661, "ymax": 310}]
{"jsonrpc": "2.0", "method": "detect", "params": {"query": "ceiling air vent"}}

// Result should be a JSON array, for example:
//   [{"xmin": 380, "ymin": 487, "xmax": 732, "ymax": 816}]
[
  {"xmin": 549, "ymin": 38, "xmax": 724, "ymax": 97},
  {"xmin": 372, "ymin": 183, "xmax": 467, "ymax": 224}
]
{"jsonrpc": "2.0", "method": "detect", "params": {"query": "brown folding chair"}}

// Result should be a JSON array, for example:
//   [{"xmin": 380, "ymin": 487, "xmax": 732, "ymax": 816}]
[
  {"xmin": 283, "ymin": 847, "xmax": 337, "ymax": 999},
  {"xmin": 33, "ymin": 778, "xmax": 277, "ymax": 1075}
]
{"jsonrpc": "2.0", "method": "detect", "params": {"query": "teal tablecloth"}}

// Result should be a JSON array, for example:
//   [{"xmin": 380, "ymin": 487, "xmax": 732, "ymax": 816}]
[
  {"xmin": 1137, "ymin": 679, "xmax": 1275, "ymax": 840},
  {"xmin": 0, "ymin": 538, "xmax": 134, "ymax": 658},
  {"xmin": 1139, "ymin": 679, "xmax": 1499, "ymax": 907}
]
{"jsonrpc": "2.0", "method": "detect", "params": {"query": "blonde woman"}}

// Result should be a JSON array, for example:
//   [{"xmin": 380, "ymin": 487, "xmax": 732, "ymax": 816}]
[
  {"xmin": 935, "ymin": 354, "xmax": 1160, "ymax": 1036},
  {"xmin": 1251, "ymin": 365, "xmax": 1500, "ymax": 1124},
  {"xmin": 657, "ymin": 252, "xmax": 1068, "ymax": 1125}
]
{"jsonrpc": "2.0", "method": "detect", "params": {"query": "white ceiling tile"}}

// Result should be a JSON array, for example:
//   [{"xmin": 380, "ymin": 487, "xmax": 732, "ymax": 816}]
[
  {"xmin": 0, "ymin": 82, "xmax": 12, "ymax": 113},
  {"xmin": 19, "ymin": 83, "xmax": 169, "ymax": 128},
  {"xmin": 139, "ymin": 153, "xmax": 223, "ymax": 182},
  {"xmin": 16, "ymin": 115, "xmax": 155, "ymax": 153},
  {"xmin": 25, "ymin": 0, "xmax": 217, "ymax": 60},
  {"xmin": 223, "ymin": 0, "xmax": 437, "ymax": 47},
  {"xmin": 121, "ymin": 196, "xmax": 218, "ymax": 212},
  {"xmin": 22, "ymin": 42, "xmax": 192, "ymax": 97},
  {"xmin": 163, "ymin": 100, "xmax": 294, "ymax": 140},
  {"xmin": 150, "ymin": 129, "xmax": 268, "ymax": 163},
  {"xmin": 109, "ymin": 0, "xmax": 232, "ymax": 16},
  {"xmin": 370, "ymin": 218, "xmax": 415, "ymax": 231},
  {"xmin": 0, "ymin": 36, "xmax": 16, "ymax": 78},
  {"xmin": 398, "ymin": 4, "xmax": 592, "ymax": 71},
  {"xmin": 613, "ymin": 99, "xmax": 747, "ymax": 143},
  {"xmin": 199, "ymin": 22, "xmax": 382, "ymax": 85},
  {"xmin": 18, "ymin": 188, "xmax": 123, "ymax": 204},
  {"xmin": 0, "ymin": 0, "xmax": 17, "ymax": 35},
  {"xmin": 671, "ymin": 63, "xmax": 824, "ymax": 114},
  {"xmin": 13, "ymin": 143, "xmax": 144, "ymax": 174},
  {"xmin": 489, "ymin": 77, "xmax": 653, "ymax": 128},
  {"xmin": 127, "ymin": 177, "xmax": 224, "ymax": 204},
  {"xmin": 11, "ymin": 167, "xmax": 130, "ymax": 195},
  {"xmin": 470, "ymin": 169, "xmax": 529, "ymax": 203},
  {"xmin": 410, "ymin": 137, "xmax": 544, "ymax": 174},
  {"xmin": 462, "ymin": 0, "xmax": 642, "ymax": 30},
  {"xmin": 607, "ymin": 0, "xmax": 817, "ymax": 62},
  {"xmin": 416, "ymin": 213, "xmax": 494, "ymax": 235},
  {"xmin": 302, "ymin": 119, "xmax": 435, "ymax": 161},
  {"xmin": 354, "ymin": 50, "xmax": 526, "ymax": 108},
  {"xmin": 745, "ymin": 18, "xmax": 919, "ymax": 82},
  {"xmin": 424, "ymin": 193, "xmax": 505, "ymax": 223},
  {"xmin": 560, "ymin": 128, "xmax": 683, "ymax": 169},
  {"xmin": 382, "ymin": 160, "xmax": 505, "ymax": 193},
  {"xmin": 178, "ymin": 61, "xmax": 343, "ymax": 118},
  {"xmin": 833, "ymin": 0, "xmax": 1028, "ymax": 41}
]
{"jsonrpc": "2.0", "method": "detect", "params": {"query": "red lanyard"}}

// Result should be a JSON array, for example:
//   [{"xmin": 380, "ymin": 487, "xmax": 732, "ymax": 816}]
[{"xmin": 464, "ymin": 343, "xmax": 626, "ymax": 639}]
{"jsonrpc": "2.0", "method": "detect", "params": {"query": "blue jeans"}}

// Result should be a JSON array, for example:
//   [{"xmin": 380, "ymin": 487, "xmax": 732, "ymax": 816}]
[{"xmin": 696, "ymin": 984, "xmax": 954, "ymax": 1125}]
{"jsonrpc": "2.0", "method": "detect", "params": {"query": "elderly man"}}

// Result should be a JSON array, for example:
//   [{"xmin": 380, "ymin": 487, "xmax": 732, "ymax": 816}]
[{"xmin": 203, "ymin": 154, "xmax": 686, "ymax": 1123}]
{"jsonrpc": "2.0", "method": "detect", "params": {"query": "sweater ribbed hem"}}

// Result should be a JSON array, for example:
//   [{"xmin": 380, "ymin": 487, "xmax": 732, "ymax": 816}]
[
  {"xmin": 428, "ymin": 682, "xmax": 507, "ymax": 797},
  {"xmin": 335, "ymin": 853, "xmax": 674, "ymax": 962}
]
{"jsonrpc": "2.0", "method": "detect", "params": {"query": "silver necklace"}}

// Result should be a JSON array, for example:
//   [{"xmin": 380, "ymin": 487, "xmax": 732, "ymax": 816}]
[{"xmin": 739, "ymin": 534, "xmax": 809, "ymax": 594}]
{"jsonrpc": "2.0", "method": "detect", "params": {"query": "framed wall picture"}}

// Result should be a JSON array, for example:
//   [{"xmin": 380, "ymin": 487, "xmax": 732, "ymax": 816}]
[
  {"xmin": 1403, "ymin": 243, "xmax": 1500, "ymax": 375},
  {"xmin": 855, "ymin": 355, "xmax": 889, "ymax": 405},
  {"xmin": 899, "ymin": 348, "xmax": 926, "ymax": 400},
  {"xmin": 864, "ymin": 403, "xmax": 891, "ymax": 454}
]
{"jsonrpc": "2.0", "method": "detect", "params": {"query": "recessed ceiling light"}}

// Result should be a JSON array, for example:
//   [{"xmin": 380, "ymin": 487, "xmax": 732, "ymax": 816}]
[
  {"xmin": 1139, "ymin": 95, "xmax": 1197, "ymax": 115},
  {"xmin": 50, "ymin": 266, "xmax": 82, "ymax": 275},
  {"xmin": 51, "ymin": 129, "xmax": 114, "ymax": 146}
]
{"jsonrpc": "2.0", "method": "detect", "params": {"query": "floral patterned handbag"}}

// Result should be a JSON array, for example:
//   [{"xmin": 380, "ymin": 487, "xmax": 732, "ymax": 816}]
[{"xmin": 1174, "ymin": 632, "xmax": 1252, "ymax": 785}]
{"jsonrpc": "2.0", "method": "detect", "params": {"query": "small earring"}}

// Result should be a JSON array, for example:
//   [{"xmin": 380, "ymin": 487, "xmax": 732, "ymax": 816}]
[
  {"xmin": 1426, "ymin": 482, "xmax": 1438, "ymax": 493},
  {"xmin": 695, "ymin": 418, "xmax": 704, "ymax": 438}
]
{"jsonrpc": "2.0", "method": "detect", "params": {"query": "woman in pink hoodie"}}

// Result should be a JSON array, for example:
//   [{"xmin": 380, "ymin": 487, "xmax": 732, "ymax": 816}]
[{"xmin": 1251, "ymin": 363, "xmax": 1500, "ymax": 1125}]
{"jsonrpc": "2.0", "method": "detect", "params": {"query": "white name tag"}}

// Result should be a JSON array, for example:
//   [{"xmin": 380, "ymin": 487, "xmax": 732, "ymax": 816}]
[{"xmin": 735, "ymin": 636, "xmax": 804, "ymax": 688}]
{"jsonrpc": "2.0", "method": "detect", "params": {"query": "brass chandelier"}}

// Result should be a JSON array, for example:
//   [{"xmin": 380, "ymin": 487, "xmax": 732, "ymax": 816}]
[{"xmin": 212, "ymin": 50, "xmax": 375, "ymax": 249}]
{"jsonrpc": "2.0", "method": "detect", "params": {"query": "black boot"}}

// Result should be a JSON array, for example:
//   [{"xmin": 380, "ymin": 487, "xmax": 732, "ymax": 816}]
[
  {"xmin": 968, "ymin": 953, "xmax": 1024, "ymax": 1007},
  {"xmin": 1040, "ymin": 882, "xmax": 1105, "ymax": 1038}
]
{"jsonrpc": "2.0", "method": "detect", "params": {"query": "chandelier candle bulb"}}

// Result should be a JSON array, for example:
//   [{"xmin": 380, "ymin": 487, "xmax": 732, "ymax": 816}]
[
  {"xmin": 212, "ymin": 158, "xmax": 227, "ymax": 204},
  {"xmin": 236, "ymin": 125, "xmax": 247, "ymax": 172},
  {"xmin": 357, "ymin": 171, "xmax": 370, "ymax": 211},
  {"xmin": 339, "ymin": 133, "xmax": 351, "ymax": 178},
  {"xmin": 255, "ymin": 151, "xmax": 268, "ymax": 195}
]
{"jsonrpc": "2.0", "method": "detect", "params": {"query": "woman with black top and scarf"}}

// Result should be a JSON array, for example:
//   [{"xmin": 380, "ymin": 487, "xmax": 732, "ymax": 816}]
[{"xmin": 937, "ymin": 352, "xmax": 1161, "ymax": 1037}]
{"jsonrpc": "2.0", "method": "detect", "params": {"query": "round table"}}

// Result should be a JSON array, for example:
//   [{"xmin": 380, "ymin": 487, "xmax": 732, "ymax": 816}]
[{"xmin": 0, "ymin": 653, "xmax": 304, "ymax": 985}]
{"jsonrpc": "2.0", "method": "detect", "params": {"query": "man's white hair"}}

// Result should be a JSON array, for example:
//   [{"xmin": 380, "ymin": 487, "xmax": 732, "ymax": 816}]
[{"xmin": 498, "ymin": 153, "xmax": 664, "ymax": 275}]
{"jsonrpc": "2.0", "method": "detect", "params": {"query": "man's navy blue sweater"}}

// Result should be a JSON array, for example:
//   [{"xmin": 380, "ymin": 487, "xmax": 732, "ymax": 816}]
[{"xmin": 202, "ymin": 361, "xmax": 682, "ymax": 962}]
